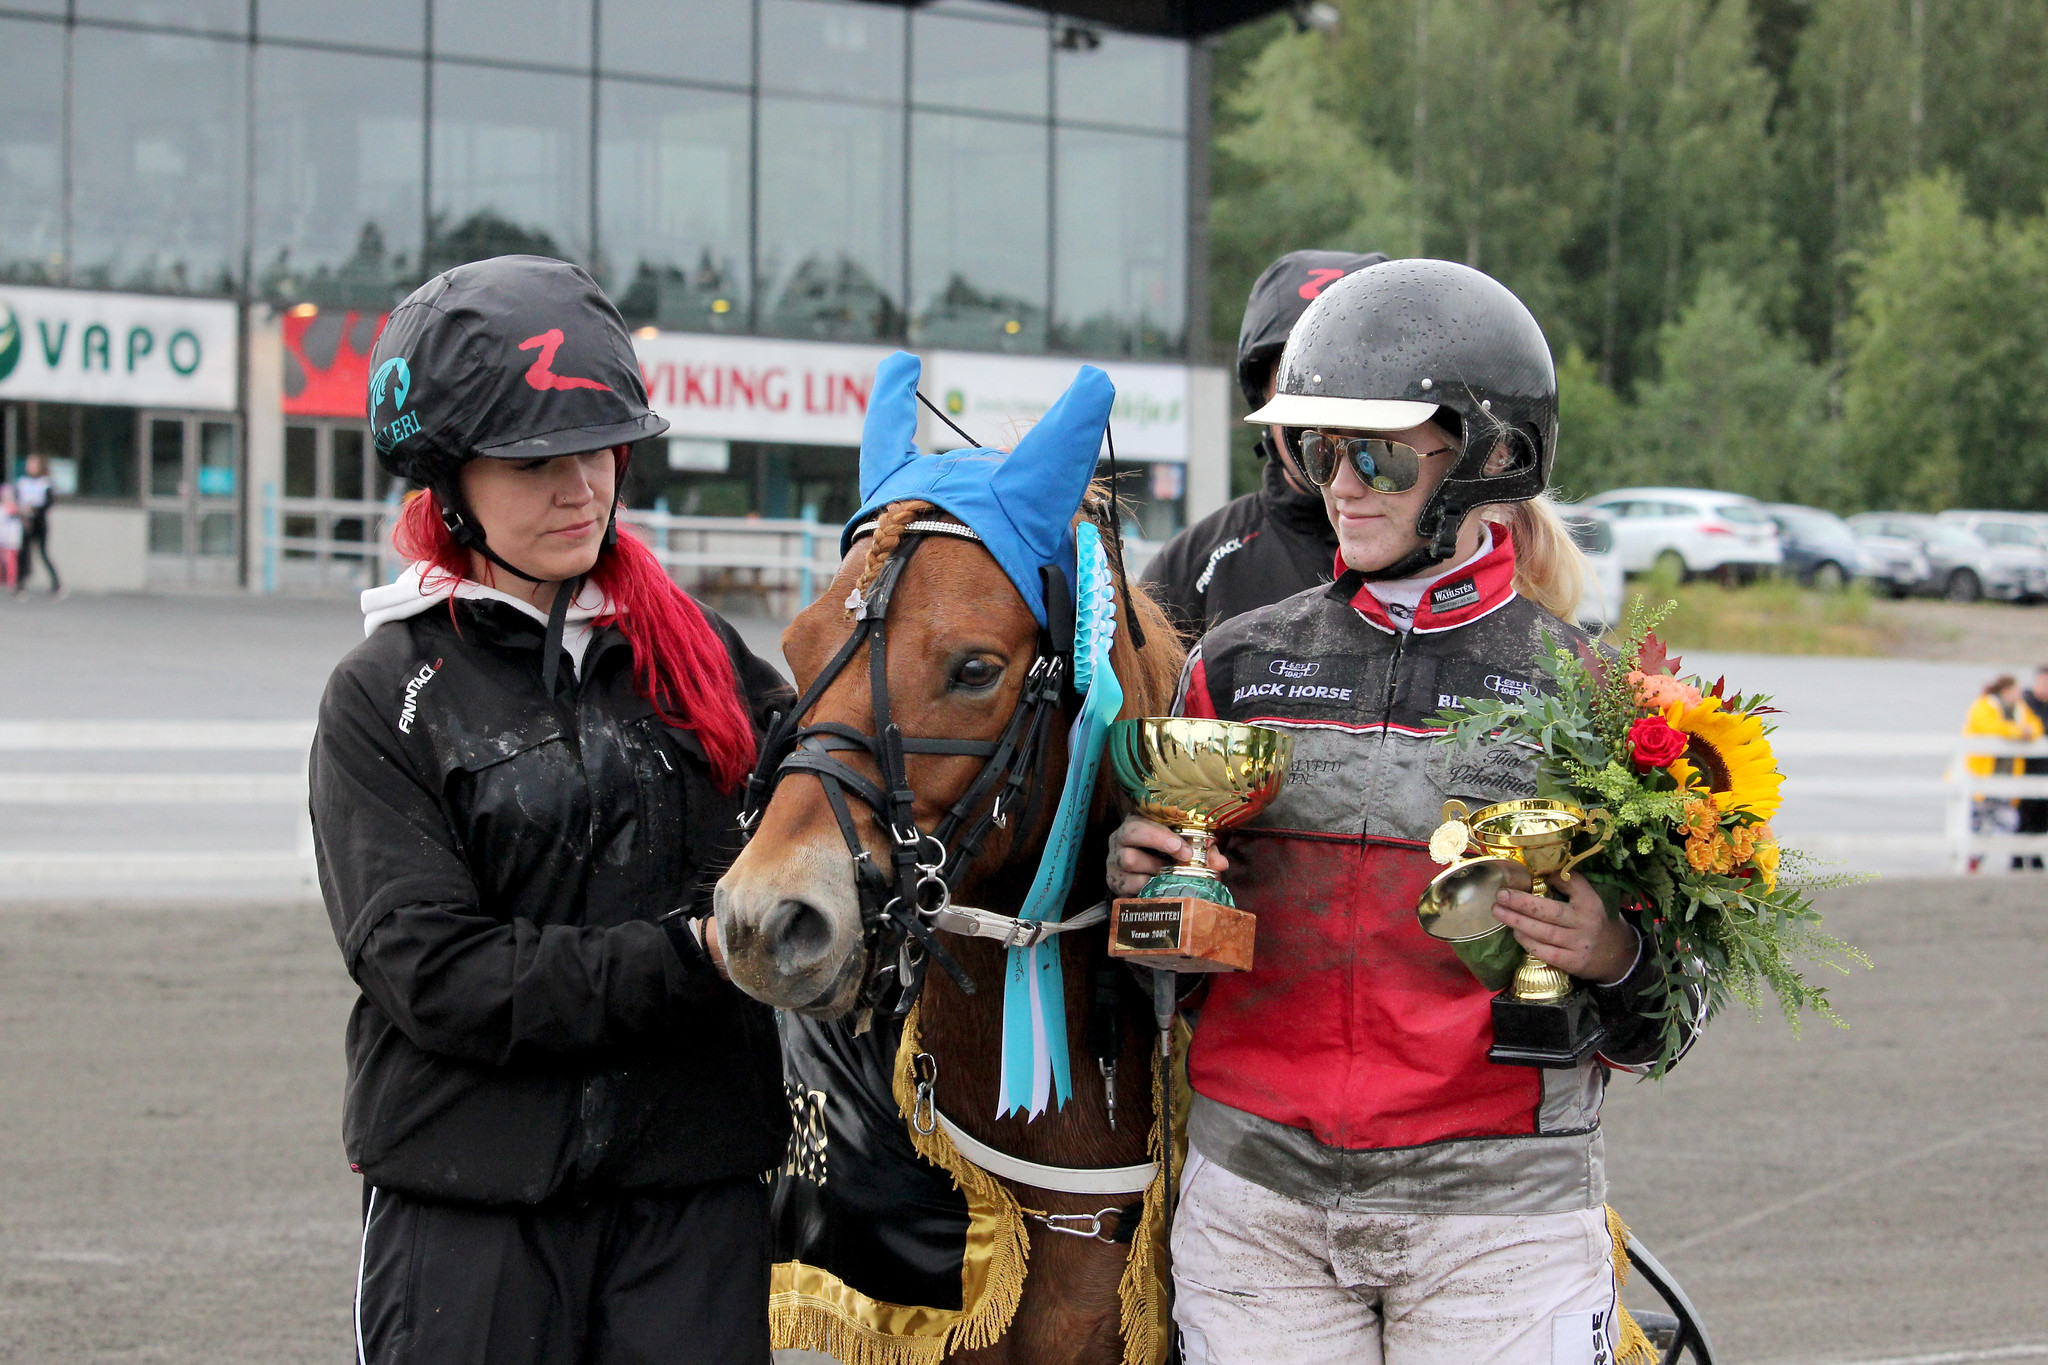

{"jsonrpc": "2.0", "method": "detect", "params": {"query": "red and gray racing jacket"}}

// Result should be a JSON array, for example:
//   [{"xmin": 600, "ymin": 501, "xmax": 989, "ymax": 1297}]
[{"xmin": 1174, "ymin": 526, "xmax": 1695, "ymax": 1215}]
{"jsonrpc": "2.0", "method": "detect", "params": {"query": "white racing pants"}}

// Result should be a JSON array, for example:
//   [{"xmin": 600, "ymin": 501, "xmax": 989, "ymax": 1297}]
[{"xmin": 1172, "ymin": 1146, "xmax": 1625, "ymax": 1365}]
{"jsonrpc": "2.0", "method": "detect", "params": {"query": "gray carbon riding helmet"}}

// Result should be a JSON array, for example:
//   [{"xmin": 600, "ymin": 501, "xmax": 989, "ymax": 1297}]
[
  {"xmin": 368, "ymin": 254, "xmax": 669, "ymax": 583},
  {"xmin": 1246, "ymin": 258, "xmax": 1557, "ymax": 580}
]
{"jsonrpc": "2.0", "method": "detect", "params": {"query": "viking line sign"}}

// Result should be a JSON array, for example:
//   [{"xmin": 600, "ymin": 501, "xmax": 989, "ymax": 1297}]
[
  {"xmin": 633, "ymin": 331, "xmax": 892, "ymax": 447},
  {"xmin": 0, "ymin": 284, "xmax": 238, "ymax": 411}
]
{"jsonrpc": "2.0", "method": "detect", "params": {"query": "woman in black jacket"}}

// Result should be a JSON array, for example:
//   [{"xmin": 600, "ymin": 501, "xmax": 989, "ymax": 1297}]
[{"xmin": 310, "ymin": 256, "xmax": 790, "ymax": 1365}]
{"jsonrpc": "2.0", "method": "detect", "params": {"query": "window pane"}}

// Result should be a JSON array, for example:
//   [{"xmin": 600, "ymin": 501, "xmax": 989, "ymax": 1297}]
[
  {"xmin": 429, "ymin": 64, "xmax": 591, "ymax": 273},
  {"xmin": 284, "ymin": 426, "xmax": 317, "ymax": 498},
  {"xmin": 761, "ymin": 0, "xmax": 905, "ymax": 101},
  {"xmin": 0, "ymin": 18, "xmax": 65, "ymax": 282},
  {"xmin": 150, "ymin": 419, "xmax": 184, "ymax": 497},
  {"xmin": 254, "ymin": 47, "xmax": 425, "ymax": 309},
  {"xmin": 910, "ymin": 113, "xmax": 1045, "ymax": 352},
  {"xmin": 757, "ymin": 97, "xmax": 904, "ymax": 342},
  {"xmin": 434, "ymin": 0, "xmax": 590, "ymax": 68},
  {"xmin": 77, "ymin": 0, "xmax": 247, "ymax": 34},
  {"xmin": 261, "ymin": 0, "xmax": 424, "ymax": 54},
  {"xmin": 1054, "ymin": 129, "xmax": 1184, "ymax": 357},
  {"xmin": 600, "ymin": 82, "xmax": 751, "ymax": 334},
  {"xmin": 912, "ymin": 13, "xmax": 1047, "ymax": 118},
  {"xmin": 72, "ymin": 29, "xmax": 247, "ymax": 295},
  {"xmin": 81, "ymin": 406, "xmax": 138, "ymax": 499},
  {"xmin": 601, "ymin": 0, "xmax": 750, "ymax": 84},
  {"xmin": 1054, "ymin": 28, "xmax": 1186, "ymax": 133},
  {"xmin": 333, "ymin": 428, "xmax": 368, "ymax": 500}
]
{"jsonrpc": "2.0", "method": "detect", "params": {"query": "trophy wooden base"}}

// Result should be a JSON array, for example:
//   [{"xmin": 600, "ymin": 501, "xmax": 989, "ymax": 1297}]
[
  {"xmin": 1109, "ymin": 896, "xmax": 1256, "ymax": 973},
  {"xmin": 1487, "ymin": 988, "xmax": 1607, "ymax": 1068}
]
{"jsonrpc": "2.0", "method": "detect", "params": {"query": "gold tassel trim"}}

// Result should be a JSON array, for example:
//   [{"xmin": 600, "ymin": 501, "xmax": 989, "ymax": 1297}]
[
  {"xmin": 890, "ymin": 1002, "xmax": 1032, "ymax": 1355},
  {"xmin": 1604, "ymin": 1205, "xmax": 1659, "ymax": 1365},
  {"xmin": 770, "ymin": 1293, "xmax": 947, "ymax": 1365}
]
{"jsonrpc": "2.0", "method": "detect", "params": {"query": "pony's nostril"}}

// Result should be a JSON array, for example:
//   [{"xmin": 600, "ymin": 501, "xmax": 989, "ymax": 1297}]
[{"xmin": 762, "ymin": 898, "xmax": 837, "ymax": 975}]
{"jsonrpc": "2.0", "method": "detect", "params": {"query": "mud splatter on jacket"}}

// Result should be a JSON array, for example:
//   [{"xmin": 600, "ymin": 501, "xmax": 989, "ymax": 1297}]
[
  {"xmin": 1175, "ymin": 527, "xmax": 1684, "ymax": 1213},
  {"xmin": 311, "ymin": 596, "xmax": 791, "ymax": 1205}
]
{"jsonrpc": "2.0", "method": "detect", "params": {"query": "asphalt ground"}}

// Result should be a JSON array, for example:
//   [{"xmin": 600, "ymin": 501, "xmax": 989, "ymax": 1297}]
[{"xmin": 2, "ymin": 879, "xmax": 2042, "ymax": 1365}]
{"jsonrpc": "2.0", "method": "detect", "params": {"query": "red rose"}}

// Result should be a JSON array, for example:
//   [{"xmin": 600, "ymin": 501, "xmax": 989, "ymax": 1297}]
[{"xmin": 1628, "ymin": 716, "xmax": 1689, "ymax": 771}]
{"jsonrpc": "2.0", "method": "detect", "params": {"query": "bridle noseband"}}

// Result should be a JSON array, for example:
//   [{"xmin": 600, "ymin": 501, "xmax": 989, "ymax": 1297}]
[{"xmin": 737, "ymin": 518, "xmax": 1078, "ymax": 1018}]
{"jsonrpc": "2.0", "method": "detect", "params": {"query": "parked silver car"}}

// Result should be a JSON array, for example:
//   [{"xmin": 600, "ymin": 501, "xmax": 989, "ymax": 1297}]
[
  {"xmin": 1937, "ymin": 512, "xmax": 2048, "ymax": 602},
  {"xmin": 1580, "ymin": 487, "xmax": 1782, "ymax": 581},
  {"xmin": 1847, "ymin": 513, "xmax": 2042, "ymax": 602},
  {"xmin": 1560, "ymin": 507, "xmax": 1626, "ymax": 629}
]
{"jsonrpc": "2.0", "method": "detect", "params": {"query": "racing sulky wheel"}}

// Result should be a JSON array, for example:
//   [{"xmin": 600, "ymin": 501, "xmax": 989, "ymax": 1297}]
[{"xmin": 1626, "ymin": 1237, "xmax": 1716, "ymax": 1363}]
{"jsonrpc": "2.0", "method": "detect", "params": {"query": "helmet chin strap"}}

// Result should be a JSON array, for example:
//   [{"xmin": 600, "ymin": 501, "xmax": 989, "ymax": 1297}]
[
  {"xmin": 436, "ymin": 478, "xmax": 622, "ymax": 696},
  {"xmin": 1356, "ymin": 510, "xmax": 1467, "ymax": 583}
]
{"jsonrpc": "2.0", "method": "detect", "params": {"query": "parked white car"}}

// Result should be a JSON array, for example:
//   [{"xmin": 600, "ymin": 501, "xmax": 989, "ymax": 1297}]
[
  {"xmin": 1559, "ymin": 507, "xmax": 1626, "ymax": 629},
  {"xmin": 1579, "ymin": 487, "xmax": 1783, "ymax": 580}
]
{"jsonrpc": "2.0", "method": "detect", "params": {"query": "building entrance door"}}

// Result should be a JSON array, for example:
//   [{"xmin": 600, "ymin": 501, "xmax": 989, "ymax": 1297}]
[{"xmin": 145, "ymin": 412, "xmax": 242, "ymax": 588}]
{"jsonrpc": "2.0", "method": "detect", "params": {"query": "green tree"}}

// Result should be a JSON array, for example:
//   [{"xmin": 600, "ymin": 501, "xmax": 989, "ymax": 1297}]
[
  {"xmin": 1841, "ymin": 174, "xmax": 2048, "ymax": 511},
  {"xmin": 1632, "ymin": 271, "xmax": 1839, "ymax": 505}
]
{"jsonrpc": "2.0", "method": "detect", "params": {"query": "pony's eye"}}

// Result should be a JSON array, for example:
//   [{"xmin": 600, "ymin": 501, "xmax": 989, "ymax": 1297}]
[{"xmin": 951, "ymin": 657, "xmax": 1001, "ymax": 691}]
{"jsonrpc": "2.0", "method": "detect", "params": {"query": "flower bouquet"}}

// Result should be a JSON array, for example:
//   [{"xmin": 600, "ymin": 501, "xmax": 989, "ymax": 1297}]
[{"xmin": 1436, "ymin": 600, "xmax": 1865, "ymax": 1074}]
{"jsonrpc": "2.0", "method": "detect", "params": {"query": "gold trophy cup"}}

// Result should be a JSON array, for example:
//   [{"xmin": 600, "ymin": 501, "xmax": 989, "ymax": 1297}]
[
  {"xmin": 1419, "ymin": 798, "xmax": 1613, "ymax": 1067},
  {"xmin": 1107, "ymin": 718, "xmax": 1294, "ymax": 972}
]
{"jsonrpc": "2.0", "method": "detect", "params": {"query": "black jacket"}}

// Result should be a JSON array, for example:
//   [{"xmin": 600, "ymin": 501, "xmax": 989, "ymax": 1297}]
[
  {"xmin": 311, "ymin": 596, "xmax": 792, "ymax": 1206},
  {"xmin": 1142, "ymin": 454, "xmax": 1338, "ymax": 641}
]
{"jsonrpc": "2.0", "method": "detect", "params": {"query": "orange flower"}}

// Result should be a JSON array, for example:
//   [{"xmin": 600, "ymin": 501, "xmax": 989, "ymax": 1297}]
[{"xmin": 1630, "ymin": 670, "xmax": 1703, "ymax": 710}]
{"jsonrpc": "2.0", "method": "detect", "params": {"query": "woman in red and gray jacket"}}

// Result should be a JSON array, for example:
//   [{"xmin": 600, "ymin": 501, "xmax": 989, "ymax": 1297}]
[{"xmin": 1109, "ymin": 260, "xmax": 1700, "ymax": 1365}]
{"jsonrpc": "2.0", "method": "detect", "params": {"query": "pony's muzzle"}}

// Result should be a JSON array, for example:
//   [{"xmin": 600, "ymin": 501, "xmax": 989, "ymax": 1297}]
[{"xmin": 714, "ymin": 838, "xmax": 866, "ymax": 1017}]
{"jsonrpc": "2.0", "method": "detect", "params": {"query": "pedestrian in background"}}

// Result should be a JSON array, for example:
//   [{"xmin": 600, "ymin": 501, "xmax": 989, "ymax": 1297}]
[
  {"xmin": 14, "ymin": 454, "xmax": 60, "ymax": 597},
  {"xmin": 2017, "ymin": 666, "xmax": 2048, "ymax": 867},
  {"xmin": 1963, "ymin": 674, "xmax": 2043, "ymax": 871},
  {"xmin": 0, "ymin": 482, "xmax": 20, "ymax": 591}
]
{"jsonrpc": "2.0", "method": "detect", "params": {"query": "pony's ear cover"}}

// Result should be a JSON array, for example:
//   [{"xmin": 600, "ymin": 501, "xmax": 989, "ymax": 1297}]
[
  {"xmin": 859, "ymin": 350, "xmax": 923, "ymax": 501},
  {"xmin": 989, "ymin": 364, "xmax": 1113, "ymax": 562}
]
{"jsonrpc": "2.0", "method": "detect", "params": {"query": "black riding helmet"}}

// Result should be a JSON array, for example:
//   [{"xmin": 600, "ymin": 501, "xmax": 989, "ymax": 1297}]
[
  {"xmin": 1237, "ymin": 249, "xmax": 1388, "ymax": 470},
  {"xmin": 368, "ymin": 254, "xmax": 669, "ymax": 585},
  {"xmin": 1247, "ymin": 258, "xmax": 1557, "ymax": 581}
]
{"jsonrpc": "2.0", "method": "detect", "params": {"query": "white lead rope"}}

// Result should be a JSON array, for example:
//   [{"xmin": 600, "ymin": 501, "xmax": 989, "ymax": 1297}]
[{"xmin": 926, "ymin": 899, "xmax": 1109, "ymax": 950}]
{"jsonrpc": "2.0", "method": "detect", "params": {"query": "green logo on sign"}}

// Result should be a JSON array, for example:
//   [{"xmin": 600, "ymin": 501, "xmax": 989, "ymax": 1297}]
[{"xmin": 0, "ymin": 305, "xmax": 20, "ymax": 382}]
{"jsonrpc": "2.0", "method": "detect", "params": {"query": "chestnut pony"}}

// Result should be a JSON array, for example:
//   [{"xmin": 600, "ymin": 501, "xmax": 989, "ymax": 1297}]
[{"xmin": 716, "ymin": 492, "xmax": 1184, "ymax": 1364}]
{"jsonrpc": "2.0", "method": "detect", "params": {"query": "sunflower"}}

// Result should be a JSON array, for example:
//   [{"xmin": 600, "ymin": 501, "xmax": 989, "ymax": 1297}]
[{"xmin": 1661, "ymin": 696, "xmax": 1784, "ymax": 819}]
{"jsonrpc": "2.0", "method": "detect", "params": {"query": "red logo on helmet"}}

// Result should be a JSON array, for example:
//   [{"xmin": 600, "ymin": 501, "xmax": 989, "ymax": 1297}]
[
  {"xmin": 518, "ymin": 329, "xmax": 613, "ymax": 393},
  {"xmin": 1298, "ymin": 268, "xmax": 1346, "ymax": 300}
]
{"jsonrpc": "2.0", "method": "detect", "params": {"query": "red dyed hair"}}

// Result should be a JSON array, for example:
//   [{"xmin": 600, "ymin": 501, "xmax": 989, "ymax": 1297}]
[{"xmin": 393, "ymin": 483, "xmax": 757, "ymax": 792}]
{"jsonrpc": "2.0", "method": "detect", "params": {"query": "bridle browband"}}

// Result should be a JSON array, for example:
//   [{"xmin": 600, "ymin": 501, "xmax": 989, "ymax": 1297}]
[{"xmin": 737, "ymin": 515, "xmax": 1080, "ymax": 1018}]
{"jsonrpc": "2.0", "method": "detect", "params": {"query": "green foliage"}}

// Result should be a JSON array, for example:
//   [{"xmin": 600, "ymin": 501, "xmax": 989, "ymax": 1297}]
[
  {"xmin": 1434, "ymin": 601, "xmax": 1869, "ymax": 1073},
  {"xmin": 1207, "ymin": 0, "xmax": 2048, "ymax": 515}
]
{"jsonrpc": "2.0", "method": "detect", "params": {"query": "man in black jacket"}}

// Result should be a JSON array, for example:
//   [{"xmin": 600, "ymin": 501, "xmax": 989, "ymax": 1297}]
[
  {"xmin": 312, "ymin": 256, "xmax": 790, "ymax": 1364},
  {"xmin": 1143, "ymin": 249, "xmax": 1386, "ymax": 638}
]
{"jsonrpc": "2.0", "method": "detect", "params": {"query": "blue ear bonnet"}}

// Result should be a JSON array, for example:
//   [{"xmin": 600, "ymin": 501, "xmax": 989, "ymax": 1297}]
[{"xmin": 845, "ymin": 351, "xmax": 1112, "ymax": 628}]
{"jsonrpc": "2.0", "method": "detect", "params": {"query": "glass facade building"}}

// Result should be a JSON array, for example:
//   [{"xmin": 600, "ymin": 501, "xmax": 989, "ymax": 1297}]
[
  {"xmin": 0, "ymin": 0, "xmax": 1195, "ymax": 355},
  {"xmin": 0, "ymin": 0, "xmax": 1227, "ymax": 592}
]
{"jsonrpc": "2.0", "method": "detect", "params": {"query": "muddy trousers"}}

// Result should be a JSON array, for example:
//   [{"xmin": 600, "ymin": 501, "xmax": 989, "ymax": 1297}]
[
  {"xmin": 1171, "ymin": 1147, "xmax": 1624, "ymax": 1365},
  {"xmin": 354, "ymin": 1176, "xmax": 771, "ymax": 1365}
]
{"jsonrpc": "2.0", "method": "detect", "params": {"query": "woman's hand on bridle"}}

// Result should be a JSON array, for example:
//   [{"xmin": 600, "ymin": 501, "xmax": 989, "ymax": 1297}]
[
  {"xmin": 1106, "ymin": 815, "xmax": 1229, "ymax": 898},
  {"xmin": 699, "ymin": 916, "xmax": 732, "ymax": 981}
]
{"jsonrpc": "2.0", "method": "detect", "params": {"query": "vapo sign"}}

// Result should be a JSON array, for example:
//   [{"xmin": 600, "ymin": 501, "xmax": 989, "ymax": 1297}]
[
  {"xmin": 634, "ymin": 331, "xmax": 893, "ymax": 446},
  {"xmin": 0, "ymin": 284, "xmax": 239, "ymax": 411}
]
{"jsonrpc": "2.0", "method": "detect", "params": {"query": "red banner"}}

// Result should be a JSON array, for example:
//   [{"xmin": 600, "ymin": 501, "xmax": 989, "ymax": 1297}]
[{"xmin": 282, "ymin": 309, "xmax": 388, "ymax": 418}]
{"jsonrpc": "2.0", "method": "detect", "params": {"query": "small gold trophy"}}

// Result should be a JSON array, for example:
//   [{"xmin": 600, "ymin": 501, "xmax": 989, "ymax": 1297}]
[
  {"xmin": 1107, "ymin": 718, "xmax": 1294, "ymax": 973},
  {"xmin": 1419, "ymin": 798, "xmax": 1613, "ymax": 1067}
]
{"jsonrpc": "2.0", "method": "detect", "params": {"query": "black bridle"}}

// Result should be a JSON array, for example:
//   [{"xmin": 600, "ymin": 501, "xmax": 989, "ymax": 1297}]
[{"xmin": 737, "ymin": 517, "xmax": 1078, "ymax": 1018}]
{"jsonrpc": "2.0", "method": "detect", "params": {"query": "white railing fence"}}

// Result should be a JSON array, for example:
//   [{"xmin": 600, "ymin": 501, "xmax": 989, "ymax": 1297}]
[
  {"xmin": 1946, "ymin": 739, "xmax": 2048, "ymax": 873},
  {"xmin": 259, "ymin": 488, "xmax": 1160, "ymax": 618}
]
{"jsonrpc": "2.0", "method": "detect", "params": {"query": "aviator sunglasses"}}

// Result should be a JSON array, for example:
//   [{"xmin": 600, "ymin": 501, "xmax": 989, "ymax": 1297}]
[{"xmin": 1295, "ymin": 430, "xmax": 1459, "ymax": 493}]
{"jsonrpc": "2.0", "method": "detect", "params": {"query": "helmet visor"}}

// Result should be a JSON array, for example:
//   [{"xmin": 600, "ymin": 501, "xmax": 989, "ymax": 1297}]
[{"xmin": 1298, "ymin": 431, "xmax": 1456, "ymax": 493}]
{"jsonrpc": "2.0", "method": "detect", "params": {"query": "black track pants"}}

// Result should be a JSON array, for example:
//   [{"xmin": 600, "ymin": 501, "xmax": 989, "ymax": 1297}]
[{"xmin": 353, "ymin": 1177, "xmax": 771, "ymax": 1365}]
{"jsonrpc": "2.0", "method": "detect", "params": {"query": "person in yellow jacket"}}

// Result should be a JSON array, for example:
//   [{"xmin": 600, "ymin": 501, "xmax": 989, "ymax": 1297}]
[{"xmin": 1963, "ymin": 674, "xmax": 2044, "ymax": 870}]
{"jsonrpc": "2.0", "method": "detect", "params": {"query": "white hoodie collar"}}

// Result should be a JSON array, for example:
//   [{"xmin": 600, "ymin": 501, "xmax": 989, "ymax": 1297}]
[{"xmin": 362, "ymin": 564, "xmax": 612, "ymax": 675}]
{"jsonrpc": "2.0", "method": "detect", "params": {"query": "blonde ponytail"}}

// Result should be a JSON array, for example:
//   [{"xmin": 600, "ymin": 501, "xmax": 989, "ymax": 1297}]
[{"xmin": 1483, "ymin": 494, "xmax": 1590, "ymax": 623}]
